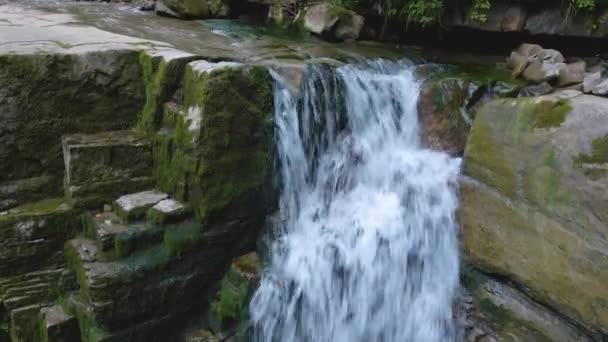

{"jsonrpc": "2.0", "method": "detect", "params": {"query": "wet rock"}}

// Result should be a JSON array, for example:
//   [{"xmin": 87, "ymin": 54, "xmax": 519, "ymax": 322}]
[
  {"xmin": 518, "ymin": 82, "xmax": 553, "ymax": 98},
  {"xmin": 557, "ymin": 61, "xmax": 586, "ymax": 87},
  {"xmin": 462, "ymin": 93, "xmax": 608, "ymax": 338},
  {"xmin": 114, "ymin": 190, "xmax": 168, "ymax": 222},
  {"xmin": 462, "ymin": 267, "xmax": 593, "ymax": 342},
  {"xmin": 418, "ymin": 77, "xmax": 476, "ymax": 155}
]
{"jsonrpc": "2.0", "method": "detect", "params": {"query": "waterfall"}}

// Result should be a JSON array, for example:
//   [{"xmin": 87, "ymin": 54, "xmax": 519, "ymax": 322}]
[{"xmin": 250, "ymin": 60, "xmax": 462, "ymax": 342}]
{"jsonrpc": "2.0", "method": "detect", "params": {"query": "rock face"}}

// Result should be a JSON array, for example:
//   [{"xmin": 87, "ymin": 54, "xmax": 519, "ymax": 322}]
[
  {"xmin": 461, "ymin": 92, "xmax": 608, "ymax": 340},
  {"xmin": 153, "ymin": 60, "xmax": 276, "ymax": 225},
  {"xmin": 0, "ymin": 3, "xmax": 276, "ymax": 341},
  {"xmin": 445, "ymin": 0, "xmax": 608, "ymax": 39},
  {"xmin": 62, "ymin": 131, "xmax": 154, "ymax": 209},
  {"xmin": 0, "ymin": 5, "xmax": 172, "ymax": 211}
]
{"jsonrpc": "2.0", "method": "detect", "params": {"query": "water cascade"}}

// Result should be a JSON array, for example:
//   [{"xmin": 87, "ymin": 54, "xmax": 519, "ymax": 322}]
[{"xmin": 250, "ymin": 60, "xmax": 462, "ymax": 342}]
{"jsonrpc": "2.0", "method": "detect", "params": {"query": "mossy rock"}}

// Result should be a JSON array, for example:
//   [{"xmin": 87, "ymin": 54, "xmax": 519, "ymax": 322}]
[
  {"xmin": 0, "ymin": 51, "xmax": 145, "ymax": 204},
  {"xmin": 153, "ymin": 61, "xmax": 276, "ymax": 227},
  {"xmin": 136, "ymin": 50, "xmax": 200, "ymax": 136},
  {"xmin": 461, "ymin": 93, "xmax": 608, "ymax": 337}
]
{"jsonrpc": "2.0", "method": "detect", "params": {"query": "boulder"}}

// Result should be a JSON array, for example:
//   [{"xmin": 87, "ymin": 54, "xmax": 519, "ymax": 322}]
[
  {"xmin": 461, "ymin": 92, "xmax": 608, "ymax": 338},
  {"xmin": 156, "ymin": 0, "xmax": 210, "ymax": 19},
  {"xmin": 583, "ymin": 71, "xmax": 603, "ymax": 94},
  {"xmin": 302, "ymin": 3, "xmax": 340, "ymax": 35},
  {"xmin": 334, "ymin": 13, "xmax": 365, "ymax": 41},
  {"xmin": 515, "ymin": 43, "xmax": 543, "ymax": 59},
  {"xmin": 300, "ymin": 3, "xmax": 364, "ymax": 41},
  {"xmin": 140, "ymin": 0, "xmax": 156, "ymax": 11},
  {"xmin": 538, "ymin": 49, "xmax": 565, "ymax": 64},
  {"xmin": 506, "ymin": 51, "xmax": 529, "ymax": 78},
  {"xmin": 592, "ymin": 78, "xmax": 608, "ymax": 96},
  {"xmin": 557, "ymin": 61, "xmax": 586, "ymax": 87},
  {"xmin": 522, "ymin": 61, "xmax": 564, "ymax": 83}
]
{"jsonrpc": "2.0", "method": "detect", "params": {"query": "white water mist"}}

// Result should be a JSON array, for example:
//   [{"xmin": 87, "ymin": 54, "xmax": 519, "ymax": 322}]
[{"xmin": 250, "ymin": 60, "xmax": 461, "ymax": 342}]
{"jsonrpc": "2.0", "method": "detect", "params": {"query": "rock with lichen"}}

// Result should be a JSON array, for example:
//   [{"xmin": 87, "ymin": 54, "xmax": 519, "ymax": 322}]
[{"xmin": 461, "ymin": 91, "xmax": 608, "ymax": 339}]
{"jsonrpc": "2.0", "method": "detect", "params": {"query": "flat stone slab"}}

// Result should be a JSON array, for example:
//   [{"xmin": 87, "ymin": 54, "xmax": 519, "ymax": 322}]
[
  {"xmin": 0, "ymin": 3, "xmax": 172, "ymax": 55},
  {"xmin": 114, "ymin": 190, "xmax": 169, "ymax": 222},
  {"xmin": 147, "ymin": 199, "xmax": 191, "ymax": 224}
]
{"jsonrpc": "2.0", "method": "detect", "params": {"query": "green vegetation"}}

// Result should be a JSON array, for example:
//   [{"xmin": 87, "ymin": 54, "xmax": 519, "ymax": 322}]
[
  {"xmin": 574, "ymin": 133, "xmax": 608, "ymax": 179},
  {"xmin": 163, "ymin": 222, "xmax": 203, "ymax": 257},
  {"xmin": 333, "ymin": 0, "xmax": 598, "ymax": 27},
  {"xmin": 530, "ymin": 100, "xmax": 572, "ymax": 129}
]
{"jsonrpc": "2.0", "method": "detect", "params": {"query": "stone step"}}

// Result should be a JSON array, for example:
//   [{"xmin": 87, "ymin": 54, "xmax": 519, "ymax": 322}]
[
  {"xmin": 84, "ymin": 212, "xmax": 164, "ymax": 259},
  {"xmin": 113, "ymin": 190, "xmax": 168, "ymax": 222},
  {"xmin": 62, "ymin": 130, "xmax": 153, "ymax": 209},
  {"xmin": 146, "ymin": 198, "xmax": 192, "ymax": 224},
  {"xmin": 63, "ymin": 220, "xmax": 232, "ymax": 330},
  {"xmin": 39, "ymin": 305, "xmax": 81, "ymax": 342}
]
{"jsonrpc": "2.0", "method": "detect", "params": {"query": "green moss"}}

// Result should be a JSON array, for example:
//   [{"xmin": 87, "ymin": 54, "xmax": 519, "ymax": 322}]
[
  {"xmin": 464, "ymin": 122, "xmax": 518, "ymax": 198},
  {"xmin": 182, "ymin": 64, "xmax": 274, "ymax": 223},
  {"xmin": 0, "ymin": 52, "xmax": 144, "ymax": 196},
  {"xmin": 574, "ymin": 133, "xmax": 608, "ymax": 179},
  {"xmin": 136, "ymin": 51, "xmax": 168, "ymax": 136},
  {"xmin": 211, "ymin": 265, "xmax": 252, "ymax": 334},
  {"xmin": 50, "ymin": 40, "xmax": 74, "ymax": 49},
  {"xmin": 576, "ymin": 133, "xmax": 608, "ymax": 164},
  {"xmin": 530, "ymin": 100, "xmax": 572, "ymax": 128},
  {"xmin": 63, "ymin": 242, "xmax": 90, "ymax": 301},
  {"xmin": 528, "ymin": 148, "xmax": 569, "ymax": 207},
  {"xmin": 0, "ymin": 198, "xmax": 67, "ymax": 221},
  {"xmin": 163, "ymin": 221, "xmax": 203, "ymax": 257}
]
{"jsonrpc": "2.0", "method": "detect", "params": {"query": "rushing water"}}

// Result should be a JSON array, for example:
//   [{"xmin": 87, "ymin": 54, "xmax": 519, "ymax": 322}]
[{"xmin": 250, "ymin": 60, "xmax": 461, "ymax": 342}]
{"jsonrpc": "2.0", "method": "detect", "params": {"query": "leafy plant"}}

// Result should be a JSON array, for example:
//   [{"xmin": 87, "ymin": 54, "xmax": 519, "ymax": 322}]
[{"xmin": 470, "ymin": 0, "xmax": 491, "ymax": 23}]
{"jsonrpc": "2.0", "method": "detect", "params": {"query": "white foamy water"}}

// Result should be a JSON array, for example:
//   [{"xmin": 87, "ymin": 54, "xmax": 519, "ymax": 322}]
[{"xmin": 250, "ymin": 60, "xmax": 461, "ymax": 342}]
